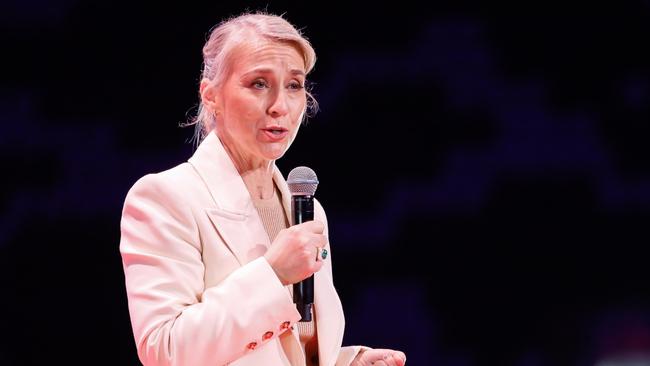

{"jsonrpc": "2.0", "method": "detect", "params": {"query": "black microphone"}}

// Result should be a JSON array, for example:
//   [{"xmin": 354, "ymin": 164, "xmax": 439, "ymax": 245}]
[{"xmin": 287, "ymin": 166, "xmax": 319, "ymax": 322}]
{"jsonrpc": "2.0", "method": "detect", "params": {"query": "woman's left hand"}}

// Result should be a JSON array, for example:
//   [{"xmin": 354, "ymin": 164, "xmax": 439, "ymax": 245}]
[{"xmin": 350, "ymin": 348, "xmax": 406, "ymax": 366}]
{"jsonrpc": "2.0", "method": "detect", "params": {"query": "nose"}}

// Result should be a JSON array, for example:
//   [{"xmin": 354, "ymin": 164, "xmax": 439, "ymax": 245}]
[{"xmin": 267, "ymin": 88, "xmax": 289, "ymax": 117}]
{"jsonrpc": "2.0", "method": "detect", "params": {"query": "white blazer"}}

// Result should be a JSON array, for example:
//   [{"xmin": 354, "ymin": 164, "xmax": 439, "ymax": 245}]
[{"xmin": 120, "ymin": 131, "xmax": 365, "ymax": 366}]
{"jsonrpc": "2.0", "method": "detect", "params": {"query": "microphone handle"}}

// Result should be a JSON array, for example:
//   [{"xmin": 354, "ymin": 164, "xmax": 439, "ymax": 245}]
[{"xmin": 292, "ymin": 195, "xmax": 314, "ymax": 322}]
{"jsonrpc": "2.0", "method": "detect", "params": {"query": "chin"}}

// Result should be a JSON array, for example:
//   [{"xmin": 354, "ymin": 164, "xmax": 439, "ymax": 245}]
[
  {"xmin": 262, "ymin": 147, "xmax": 289, "ymax": 161},
  {"xmin": 260, "ymin": 141, "xmax": 290, "ymax": 159},
  {"xmin": 268, "ymin": 152, "xmax": 287, "ymax": 161}
]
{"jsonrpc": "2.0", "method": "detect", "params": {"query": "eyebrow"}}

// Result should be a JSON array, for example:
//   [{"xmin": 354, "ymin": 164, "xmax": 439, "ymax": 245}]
[{"xmin": 242, "ymin": 68, "xmax": 305, "ymax": 77}]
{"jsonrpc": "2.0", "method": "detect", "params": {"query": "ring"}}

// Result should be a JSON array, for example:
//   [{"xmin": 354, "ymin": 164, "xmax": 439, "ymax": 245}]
[{"xmin": 316, "ymin": 247, "xmax": 328, "ymax": 261}]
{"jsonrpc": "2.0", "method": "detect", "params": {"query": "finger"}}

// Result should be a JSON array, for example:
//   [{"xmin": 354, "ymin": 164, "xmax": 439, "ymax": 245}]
[
  {"xmin": 302, "ymin": 220, "xmax": 324, "ymax": 234},
  {"xmin": 382, "ymin": 351, "xmax": 405, "ymax": 365},
  {"xmin": 395, "ymin": 351, "xmax": 406, "ymax": 365},
  {"xmin": 380, "ymin": 351, "xmax": 405, "ymax": 366},
  {"xmin": 380, "ymin": 353, "xmax": 395, "ymax": 366},
  {"xmin": 303, "ymin": 234, "xmax": 326, "ymax": 251},
  {"xmin": 314, "ymin": 245, "xmax": 329, "ymax": 261},
  {"xmin": 298, "ymin": 232, "xmax": 324, "ymax": 250},
  {"xmin": 312, "ymin": 259, "xmax": 324, "ymax": 273},
  {"xmin": 312, "ymin": 233, "xmax": 327, "ymax": 248},
  {"xmin": 394, "ymin": 356, "xmax": 405, "ymax": 366},
  {"xmin": 315, "ymin": 246, "xmax": 321, "ymax": 261},
  {"xmin": 386, "ymin": 354, "xmax": 402, "ymax": 366},
  {"xmin": 365, "ymin": 350, "xmax": 388, "ymax": 362}
]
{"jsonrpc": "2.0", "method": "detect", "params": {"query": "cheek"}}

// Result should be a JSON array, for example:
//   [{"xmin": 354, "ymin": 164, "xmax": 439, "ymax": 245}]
[
  {"xmin": 226, "ymin": 96, "xmax": 264, "ymax": 129},
  {"xmin": 289, "ymin": 119, "xmax": 304, "ymax": 145},
  {"xmin": 290, "ymin": 97, "xmax": 307, "ymax": 121}
]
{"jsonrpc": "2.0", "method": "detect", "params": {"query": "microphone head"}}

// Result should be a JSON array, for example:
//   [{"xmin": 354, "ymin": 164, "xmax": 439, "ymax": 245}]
[{"xmin": 287, "ymin": 166, "xmax": 319, "ymax": 196}]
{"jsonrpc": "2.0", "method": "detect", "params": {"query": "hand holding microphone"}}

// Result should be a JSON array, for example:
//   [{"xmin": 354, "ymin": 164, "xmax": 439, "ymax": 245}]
[
  {"xmin": 264, "ymin": 220, "xmax": 327, "ymax": 286},
  {"xmin": 263, "ymin": 166, "xmax": 322, "ymax": 321}
]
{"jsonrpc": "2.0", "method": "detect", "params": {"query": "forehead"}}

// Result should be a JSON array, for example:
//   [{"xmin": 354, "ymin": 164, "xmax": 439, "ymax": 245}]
[{"xmin": 230, "ymin": 38, "xmax": 306, "ymax": 74}]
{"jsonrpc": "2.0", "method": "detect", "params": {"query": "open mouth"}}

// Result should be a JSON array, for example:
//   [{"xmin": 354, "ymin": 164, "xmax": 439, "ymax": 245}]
[
  {"xmin": 267, "ymin": 128, "xmax": 286, "ymax": 135},
  {"xmin": 262, "ymin": 126, "xmax": 289, "ymax": 140},
  {"xmin": 264, "ymin": 126, "xmax": 288, "ymax": 135}
]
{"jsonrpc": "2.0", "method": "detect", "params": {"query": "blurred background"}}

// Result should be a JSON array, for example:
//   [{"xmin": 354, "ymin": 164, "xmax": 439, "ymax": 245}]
[{"xmin": 1, "ymin": 1, "xmax": 649, "ymax": 365}]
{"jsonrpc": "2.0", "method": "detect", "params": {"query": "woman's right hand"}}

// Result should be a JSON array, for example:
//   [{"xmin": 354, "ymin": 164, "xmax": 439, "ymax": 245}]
[{"xmin": 264, "ymin": 220, "xmax": 327, "ymax": 286}]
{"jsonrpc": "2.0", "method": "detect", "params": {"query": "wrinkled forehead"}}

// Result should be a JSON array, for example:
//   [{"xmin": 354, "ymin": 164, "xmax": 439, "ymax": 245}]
[{"xmin": 227, "ymin": 35, "xmax": 307, "ymax": 75}]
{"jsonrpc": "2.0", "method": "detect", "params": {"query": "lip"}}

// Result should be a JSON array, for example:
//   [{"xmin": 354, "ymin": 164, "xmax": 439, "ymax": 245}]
[{"xmin": 261, "ymin": 126, "xmax": 289, "ymax": 142}]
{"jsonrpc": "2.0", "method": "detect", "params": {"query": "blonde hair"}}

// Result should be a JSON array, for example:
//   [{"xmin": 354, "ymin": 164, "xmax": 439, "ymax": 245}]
[{"xmin": 186, "ymin": 12, "xmax": 318, "ymax": 145}]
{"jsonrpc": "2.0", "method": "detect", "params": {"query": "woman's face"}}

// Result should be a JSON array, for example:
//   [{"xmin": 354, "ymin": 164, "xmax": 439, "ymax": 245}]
[{"xmin": 208, "ymin": 39, "xmax": 307, "ymax": 167}]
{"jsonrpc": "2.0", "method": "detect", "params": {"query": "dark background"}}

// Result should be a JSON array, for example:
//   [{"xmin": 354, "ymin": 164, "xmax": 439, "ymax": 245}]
[{"xmin": 1, "ymin": 1, "xmax": 650, "ymax": 365}]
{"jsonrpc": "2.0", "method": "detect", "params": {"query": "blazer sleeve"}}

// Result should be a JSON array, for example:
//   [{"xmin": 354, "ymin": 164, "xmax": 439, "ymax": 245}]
[{"xmin": 120, "ymin": 173, "xmax": 301, "ymax": 366}]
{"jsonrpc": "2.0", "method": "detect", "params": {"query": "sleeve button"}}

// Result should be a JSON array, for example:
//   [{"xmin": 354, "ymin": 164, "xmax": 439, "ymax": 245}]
[
  {"xmin": 280, "ymin": 321, "xmax": 291, "ymax": 330},
  {"xmin": 246, "ymin": 341, "xmax": 257, "ymax": 350},
  {"xmin": 263, "ymin": 331, "xmax": 274, "ymax": 340}
]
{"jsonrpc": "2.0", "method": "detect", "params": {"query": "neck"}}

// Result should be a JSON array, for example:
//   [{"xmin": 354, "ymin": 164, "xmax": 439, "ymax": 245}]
[
  {"xmin": 240, "ymin": 165, "xmax": 276, "ymax": 200},
  {"xmin": 220, "ymin": 136, "xmax": 275, "ymax": 200}
]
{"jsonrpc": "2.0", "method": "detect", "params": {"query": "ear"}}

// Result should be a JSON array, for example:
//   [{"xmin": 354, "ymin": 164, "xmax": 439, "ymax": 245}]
[{"xmin": 200, "ymin": 78, "xmax": 221, "ymax": 115}]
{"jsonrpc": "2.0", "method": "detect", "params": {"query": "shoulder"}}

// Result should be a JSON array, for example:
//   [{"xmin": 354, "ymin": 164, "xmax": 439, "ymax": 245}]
[
  {"xmin": 128, "ymin": 161, "xmax": 201, "ymax": 192},
  {"xmin": 123, "ymin": 162, "xmax": 200, "ymax": 213}
]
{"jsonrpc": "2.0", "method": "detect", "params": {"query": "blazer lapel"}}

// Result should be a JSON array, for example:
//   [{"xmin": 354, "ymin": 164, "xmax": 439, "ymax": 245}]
[
  {"xmin": 188, "ymin": 131, "xmax": 271, "ymax": 266},
  {"xmin": 315, "ymin": 271, "xmax": 345, "ymax": 366},
  {"xmin": 205, "ymin": 208, "xmax": 270, "ymax": 266}
]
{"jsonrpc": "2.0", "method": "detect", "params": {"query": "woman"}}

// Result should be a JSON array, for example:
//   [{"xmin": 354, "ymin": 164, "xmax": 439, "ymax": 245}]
[{"xmin": 120, "ymin": 12, "xmax": 406, "ymax": 366}]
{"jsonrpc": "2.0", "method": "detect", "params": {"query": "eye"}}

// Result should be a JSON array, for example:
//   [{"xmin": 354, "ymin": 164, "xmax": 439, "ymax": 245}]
[
  {"xmin": 251, "ymin": 79, "xmax": 268, "ymax": 90},
  {"xmin": 288, "ymin": 80, "xmax": 304, "ymax": 90}
]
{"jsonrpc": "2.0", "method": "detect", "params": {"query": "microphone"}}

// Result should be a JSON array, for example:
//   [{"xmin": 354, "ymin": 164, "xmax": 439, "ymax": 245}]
[{"xmin": 287, "ymin": 166, "xmax": 319, "ymax": 322}]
